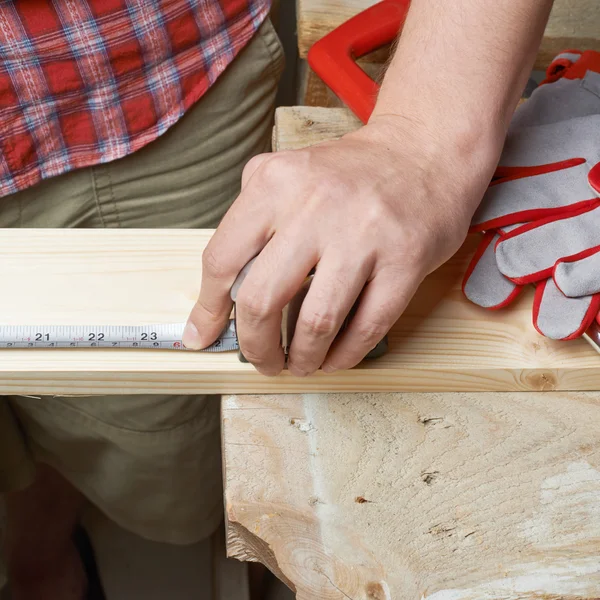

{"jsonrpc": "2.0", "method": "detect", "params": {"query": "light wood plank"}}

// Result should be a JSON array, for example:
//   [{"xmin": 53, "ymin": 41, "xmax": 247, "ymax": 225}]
[
  {"xmin": 1, "ymin": 202, "xmax": 600, "ymax": 394},
  {"xmin": 297, "ymin": 0, "xmax": 600, "ymax": 70},
  {"xmin": 223, "ymin": 391, "xmax": 600, "ymax": 598}
]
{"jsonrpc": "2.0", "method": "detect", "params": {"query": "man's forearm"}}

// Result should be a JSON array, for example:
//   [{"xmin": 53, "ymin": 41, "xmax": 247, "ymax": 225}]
[{"xmin": 373, "ymin": 0, "xmax": 554, "ymax": 151}]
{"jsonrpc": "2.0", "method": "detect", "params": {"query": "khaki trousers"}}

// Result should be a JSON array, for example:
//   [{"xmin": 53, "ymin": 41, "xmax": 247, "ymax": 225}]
[{"xmin": 0, "ymin": 19, "xmax": 284, "ymax": 545}]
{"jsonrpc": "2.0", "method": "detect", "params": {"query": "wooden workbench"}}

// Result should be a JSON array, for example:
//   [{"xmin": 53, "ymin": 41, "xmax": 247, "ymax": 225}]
[
  {"xmin": 222, "ymin": 106, "xmax": 600, "ymax": 598},
  {"xmin": 223, "ymin": 391, "xmax": 600, "ymax": 598}
]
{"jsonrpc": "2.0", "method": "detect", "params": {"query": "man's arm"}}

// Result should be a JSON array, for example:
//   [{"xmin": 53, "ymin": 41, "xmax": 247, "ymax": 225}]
[
  {"xmin": 373, "ymin": 0, "xmax": 554, "ymax": 164},
  {"xmin": 183, "ymin": 0, "xmax": 554, "ymax": 376}
]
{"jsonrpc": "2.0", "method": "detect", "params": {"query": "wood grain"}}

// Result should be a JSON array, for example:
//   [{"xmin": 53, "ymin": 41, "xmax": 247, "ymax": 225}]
[
  {"xmin": 273, "ymin": 106, "xmax": 362, "ymax": 150},
  {"xmin": 1, "ymin": 226, "xmax": 600, "ymax": 395},
  {"xmin": 297, "ymin": 0, "xmax": 600, "ymax": 69},
  {"xmin": 223, "ymin": 391, "xmax": 600, "ymax": 598}
]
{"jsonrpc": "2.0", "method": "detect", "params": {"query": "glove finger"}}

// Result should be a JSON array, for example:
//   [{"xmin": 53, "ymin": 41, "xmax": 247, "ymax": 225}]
[
  {"xmin": 472, "ymin": 160, "xmax": 598, "ymax": 231},
  {"xmin": 463, "ymin": 232, "xmax": 522, "ymax": 309},
  {"xmin": 495, "ymin": 202, "xmax": 600, "ymax": 283},
  {"xmin": 554, "ymin": 246, "xmax": 600, "ymax": 297},
  {"xmin": 533, "ymin": 278, "xmax": 600, "ymax": 340}
]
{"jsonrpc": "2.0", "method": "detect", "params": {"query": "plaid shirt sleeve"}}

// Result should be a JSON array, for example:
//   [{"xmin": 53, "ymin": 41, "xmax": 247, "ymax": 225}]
[{"xmin": 0, "ymin": 0, "xmax": 271, "ymax": 197}]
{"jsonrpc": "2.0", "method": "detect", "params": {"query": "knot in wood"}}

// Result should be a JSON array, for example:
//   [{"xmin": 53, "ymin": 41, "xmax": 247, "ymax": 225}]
[
  {"xmin": 366, "ymin": 581, "xmax": 388, "ymax": 600},
  {"xmin": 524, "ymin": 370, "xmax": 558, "ymax": 391}
]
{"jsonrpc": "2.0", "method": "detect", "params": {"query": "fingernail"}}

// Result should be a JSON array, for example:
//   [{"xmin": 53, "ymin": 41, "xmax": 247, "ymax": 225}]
[
  {"xmin": 322, "ymin": 364, "xmax": 337, "ymax": 374},
  {"xmin": 288, "ymin": 362, "xmax": 308, "ymax": 377},
  {"xmin": 182, "ymin": 321, "xmax": 204, "ymax": 350}
]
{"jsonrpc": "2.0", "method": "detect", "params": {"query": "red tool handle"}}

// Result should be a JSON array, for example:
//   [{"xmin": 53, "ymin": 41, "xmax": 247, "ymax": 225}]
[{"xmin": 307, "ymin": 0, "xmax": 410, "ymax": 124}]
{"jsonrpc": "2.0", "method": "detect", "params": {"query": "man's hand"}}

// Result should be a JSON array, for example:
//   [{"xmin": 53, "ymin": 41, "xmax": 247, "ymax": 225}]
[
  {"xmin": 183, "ymin": 115, "xmax": 495, "ymax": 376},
  {"xmin": 183, "ymin": 0, "xmax": 555, "ymax": 376}
]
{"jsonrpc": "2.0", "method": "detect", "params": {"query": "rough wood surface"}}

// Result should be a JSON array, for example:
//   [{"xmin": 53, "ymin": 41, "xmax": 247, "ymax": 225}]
[
  {"xmin": 297, "ymin": 0, "xmax": 600, "ymax": 69},
  {"xmin": 273, "ymin": 106, "xmax": 362, "ymax": 149},
  {"xmin": 223, "ymin": 391, "xmax": 600, "ymax": 598},
  {"xmin": 2, "ymin": 226, "xmax": 600, "ymax": 395}
]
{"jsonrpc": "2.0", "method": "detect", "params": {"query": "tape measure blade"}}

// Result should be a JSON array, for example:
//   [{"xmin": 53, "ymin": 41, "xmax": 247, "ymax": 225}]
[{"xmin": 0, "ymin": 320, "xmax": 238, "ymax": 352}]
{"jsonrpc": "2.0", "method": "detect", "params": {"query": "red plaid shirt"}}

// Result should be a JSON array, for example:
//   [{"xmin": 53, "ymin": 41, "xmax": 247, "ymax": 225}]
[{"xmin": 0, "ymin": 0, "xmax": 271, "ymax": 197}]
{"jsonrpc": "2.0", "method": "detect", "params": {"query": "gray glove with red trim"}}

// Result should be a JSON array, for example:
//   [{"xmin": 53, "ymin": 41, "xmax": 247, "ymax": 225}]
[{"xmin": 463, "ymin": 50, "xmax": 600, "ymax": 340}]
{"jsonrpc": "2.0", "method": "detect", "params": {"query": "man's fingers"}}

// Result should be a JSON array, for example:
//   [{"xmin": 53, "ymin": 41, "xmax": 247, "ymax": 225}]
[
  {"xmin": 286, "ymin": 254, "xmax": 372, "ymax": 376},
  {"xmin": 322, "ymin": 270, "xmax": 421, "ymax": 372},
  {"xmin": 471, "ymin": 161, "xmax": 595, "ymax": 231},
  {"xmin": 183, "ymin": 285, "xmax": 233, "ymax": 351},
  {"xmin": 235, "ymin": 232, "xmax": 319, "ymax": 376},
  {"xmin": 183, "ymin": 186, "xmax": 273, "ymax": 349}
]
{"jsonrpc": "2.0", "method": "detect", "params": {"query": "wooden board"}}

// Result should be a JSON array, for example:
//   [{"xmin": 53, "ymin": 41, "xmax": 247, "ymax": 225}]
[
  {"xmin": 223, "ymin": 391, "xmax": 600, "ymax": 598},
  {"xmin": 297, "ymin": 0, "xmax": 600, "ymax": 70},
  {"xmin": 2, "ymin": 226, "xmax": 600, "ymax": 395},
  {"xmin": 273, "ymin": 105, "xmax": 362, "ymax": 149},
  {"xmin": 1, "ymin": 106, "xmax": 599, "ymax": 396}
]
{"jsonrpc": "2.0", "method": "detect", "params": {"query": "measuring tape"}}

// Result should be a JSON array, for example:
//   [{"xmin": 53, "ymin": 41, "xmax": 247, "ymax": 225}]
[{"xmin": 0, "ymin": 320, "xmax": 238, "ymax": 352}]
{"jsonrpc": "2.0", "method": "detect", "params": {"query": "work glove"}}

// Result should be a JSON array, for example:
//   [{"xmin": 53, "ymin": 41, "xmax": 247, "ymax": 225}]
[{"xmin": 463, "ymin": 50, "xmax": 600, "ymax": 340}]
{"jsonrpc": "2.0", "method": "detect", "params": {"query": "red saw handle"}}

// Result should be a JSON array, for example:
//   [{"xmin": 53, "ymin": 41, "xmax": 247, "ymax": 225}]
[{"xmin": 307, "ymin": 0, "xmax": 410, "ymax": 124}]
